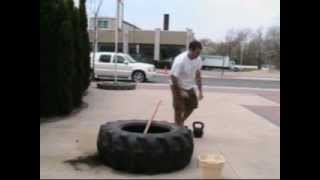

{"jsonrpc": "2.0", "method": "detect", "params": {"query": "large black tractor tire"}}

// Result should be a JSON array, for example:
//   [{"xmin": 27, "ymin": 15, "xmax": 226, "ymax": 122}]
[{"xmin": 97, "ymin": 120, "xmax": 194, "ymax": 174}]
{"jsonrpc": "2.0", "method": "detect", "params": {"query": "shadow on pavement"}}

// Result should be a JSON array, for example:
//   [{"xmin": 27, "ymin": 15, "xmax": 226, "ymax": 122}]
[
  {"xmin": 40, "ymin": 102, "xmax": 89, "ymax": 125},
  {"xmin": 64, "ymin": 153, "xmax": 103, "ymax": 171}
]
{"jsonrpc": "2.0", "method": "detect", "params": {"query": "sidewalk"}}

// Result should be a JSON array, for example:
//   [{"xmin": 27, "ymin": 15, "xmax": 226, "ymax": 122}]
[{"xmin": 40, "ymin": 83, "xmax": 280, "ymax": 179}]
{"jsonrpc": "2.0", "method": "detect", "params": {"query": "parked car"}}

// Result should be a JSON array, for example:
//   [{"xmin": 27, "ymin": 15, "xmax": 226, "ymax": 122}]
[{"xmin": 90, "ymin": 52, "xmax": 156, "ymax": 83}]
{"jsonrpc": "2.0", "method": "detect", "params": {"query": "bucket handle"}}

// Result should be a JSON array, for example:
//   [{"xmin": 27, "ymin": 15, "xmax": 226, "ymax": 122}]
[{"xmin": 193, "ymin": 121, "xmax": 204, "ymax": 130}]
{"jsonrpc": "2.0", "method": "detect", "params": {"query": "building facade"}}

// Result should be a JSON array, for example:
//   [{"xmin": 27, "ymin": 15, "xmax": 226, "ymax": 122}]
[{"xmin": 88, "ymin": 17, "xmax": 195, "ymax": 62}]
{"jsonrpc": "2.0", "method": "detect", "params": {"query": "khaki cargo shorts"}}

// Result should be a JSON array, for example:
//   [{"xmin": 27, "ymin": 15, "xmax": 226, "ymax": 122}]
[{"xmin": 171, "ymin": 86, "xmax": 198, "ymax": 112}]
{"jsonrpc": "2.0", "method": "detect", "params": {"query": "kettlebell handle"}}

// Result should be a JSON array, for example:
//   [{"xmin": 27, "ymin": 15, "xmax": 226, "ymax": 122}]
[{"xmin": 193, "ymin": 121, "xmax": 204, "ymax": 129}]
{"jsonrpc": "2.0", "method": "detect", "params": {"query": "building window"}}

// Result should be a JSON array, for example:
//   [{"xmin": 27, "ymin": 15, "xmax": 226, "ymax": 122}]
[
  {"xmin": 98, "ymin": 44, "xmax": 111, "ymax": 52},
  {"xmin": 98, "ymin": 20, "xmax": 108, "ymax": 29}
]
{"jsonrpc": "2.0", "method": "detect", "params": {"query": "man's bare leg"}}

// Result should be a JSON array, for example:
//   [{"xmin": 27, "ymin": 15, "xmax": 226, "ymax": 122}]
[
  {"xmin": 175, "ymin": 108, "xmax": 194, "ymax": 127},
  {"xmin": 182, "ymin": 108, "xmax": 194, "ymax": 122},
  {"xmin": 174, "ymin": 108, "xmax": 184, "ymax": 127}
]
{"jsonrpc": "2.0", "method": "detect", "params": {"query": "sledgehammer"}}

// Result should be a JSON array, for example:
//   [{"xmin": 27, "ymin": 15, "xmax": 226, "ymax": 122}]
[{"xmin": 143, "ymin": 100, "xmax": 162, "ymax": 134}]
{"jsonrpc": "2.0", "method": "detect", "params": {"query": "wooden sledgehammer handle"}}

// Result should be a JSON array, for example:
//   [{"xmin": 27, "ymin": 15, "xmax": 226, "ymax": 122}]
[{"xmin": 144, "ymin": 100, "xmax": 162, "ymax": 134}]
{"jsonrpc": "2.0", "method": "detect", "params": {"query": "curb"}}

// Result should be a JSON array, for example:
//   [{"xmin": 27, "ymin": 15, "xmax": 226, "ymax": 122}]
[
  {"xmin": 137, "ymin": 83, "xmax": 280, "ymax": 92},
  {"xmin": 155, "ymin": 73, "xmax": 280, "ymax": 81}
]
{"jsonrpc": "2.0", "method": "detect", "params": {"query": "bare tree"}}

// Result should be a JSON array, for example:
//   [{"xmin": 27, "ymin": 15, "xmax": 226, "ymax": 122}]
[
  {"xmin": 223, "ymin": 28, "xmax": 252, "ymax": 64},
  {"xmin": 235, "ymin": 28, "xmax": 251, "ymax": 42},
  {"xmin": 200, "ymin": 38, "xmax": 213, "ymax": 47},
  {"xmin": 200, "ymin": 38, "xmax": 217, "ymax": 54},
  {"xmin": 199, "ymin": 26, "xmax": 280, "ymax": 70},
  {"xmin": 264, "ymin": 26, "xmax": 280, "ymax": 69},
  {"xmin": 225, "ymin": 29, "xmax": 237, "ymax": 58},
  {"xmin": 88, "ymin": 0, "xmax": 103, "ymax": 79},
  {"xmin": 235, "ymin": 29, "xmax": 251, "ymax": 64},
  {"xmin": 254, "ymin": 28, "xmax": 264, "ymax": 69}
]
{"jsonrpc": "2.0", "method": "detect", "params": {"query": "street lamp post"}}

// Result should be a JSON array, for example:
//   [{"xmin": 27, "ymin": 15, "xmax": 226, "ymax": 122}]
[
  {"xmin": 90, "ymin": 0, "xmax": 103, "ymax": 80},
  {"xmin": 92, "ymin": 14, "xmax": 98, "ymax": 79},
  {"xmin": 114, "ymin": 0, "xmax": 119, "ymax": 83},
  {"xmin": 114, "ymin": 0, "xmax": 123, "ymax": 84}
]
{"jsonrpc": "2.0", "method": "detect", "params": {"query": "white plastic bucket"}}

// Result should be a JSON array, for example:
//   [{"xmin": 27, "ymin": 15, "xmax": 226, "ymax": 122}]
[{"xmin": 198, "ymin": 154, "xmax": 225, "ymax": 179}]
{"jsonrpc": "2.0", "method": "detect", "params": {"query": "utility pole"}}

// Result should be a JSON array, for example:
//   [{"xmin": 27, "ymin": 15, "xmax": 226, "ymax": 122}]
[{"xmin": 221, "ymin": 57, "xmax": 226, "ymax": 79}]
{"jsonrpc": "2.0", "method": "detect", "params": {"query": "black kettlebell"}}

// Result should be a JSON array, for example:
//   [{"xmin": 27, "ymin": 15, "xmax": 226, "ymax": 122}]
[{"xmin": 193, "ymin": 121, "xmax": 204, "ymax": 138}]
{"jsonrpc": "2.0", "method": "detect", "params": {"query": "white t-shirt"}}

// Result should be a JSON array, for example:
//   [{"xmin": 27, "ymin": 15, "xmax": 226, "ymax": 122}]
[{"xmin": 169, "ymin": 51, "xmax": 202, "ymax": 90}]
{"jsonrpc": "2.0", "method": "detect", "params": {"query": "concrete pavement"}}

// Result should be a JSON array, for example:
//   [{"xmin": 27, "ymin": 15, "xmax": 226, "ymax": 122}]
[{"xmin": 40, "ymin": 83, "xmax": 280, "ymax": 179}]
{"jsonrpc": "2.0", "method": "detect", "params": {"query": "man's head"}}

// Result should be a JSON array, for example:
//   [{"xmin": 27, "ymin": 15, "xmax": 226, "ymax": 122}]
[{"xmin": 188, "ymin": 40, "xmax": 202, "ymax": 60}]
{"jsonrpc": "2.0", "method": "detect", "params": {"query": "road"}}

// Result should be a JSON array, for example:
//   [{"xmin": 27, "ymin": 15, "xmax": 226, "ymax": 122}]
[{"xmin": 96, "ymin": 74, "xmax": 280, "ymax": 89}]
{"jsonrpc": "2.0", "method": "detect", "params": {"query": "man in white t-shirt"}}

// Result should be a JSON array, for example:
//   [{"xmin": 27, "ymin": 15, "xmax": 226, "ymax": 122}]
[{"xmin": 170, "ymin": 40, "xmax": 203, "ymax": 127}]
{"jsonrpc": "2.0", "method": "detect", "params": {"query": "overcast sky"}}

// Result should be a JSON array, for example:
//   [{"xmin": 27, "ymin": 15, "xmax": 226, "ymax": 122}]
[{"xmin": 82, "ymin": 0, "xmax": 280, "ymax": 41}]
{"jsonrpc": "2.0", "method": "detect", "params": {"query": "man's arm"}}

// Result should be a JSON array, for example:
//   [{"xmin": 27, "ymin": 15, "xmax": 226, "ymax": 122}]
[
  {"xmin": 196, "ymin": 70, "xmax": 203, "ymax": 100},
  {"xmin": 170, "ymin": 75, "xmax": 182, "ymax": 98}
]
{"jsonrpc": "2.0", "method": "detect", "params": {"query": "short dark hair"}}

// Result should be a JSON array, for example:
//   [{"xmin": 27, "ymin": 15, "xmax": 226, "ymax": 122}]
[{"xmin": 189, "ymin": 40, "xmax": 202, "ymax": 51}]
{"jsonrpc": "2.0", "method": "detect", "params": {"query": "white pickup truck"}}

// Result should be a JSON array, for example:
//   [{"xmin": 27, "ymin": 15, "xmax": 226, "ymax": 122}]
[{"xmin": 90, "ymin": 52, "xmax": 156, "ymax": 82}]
